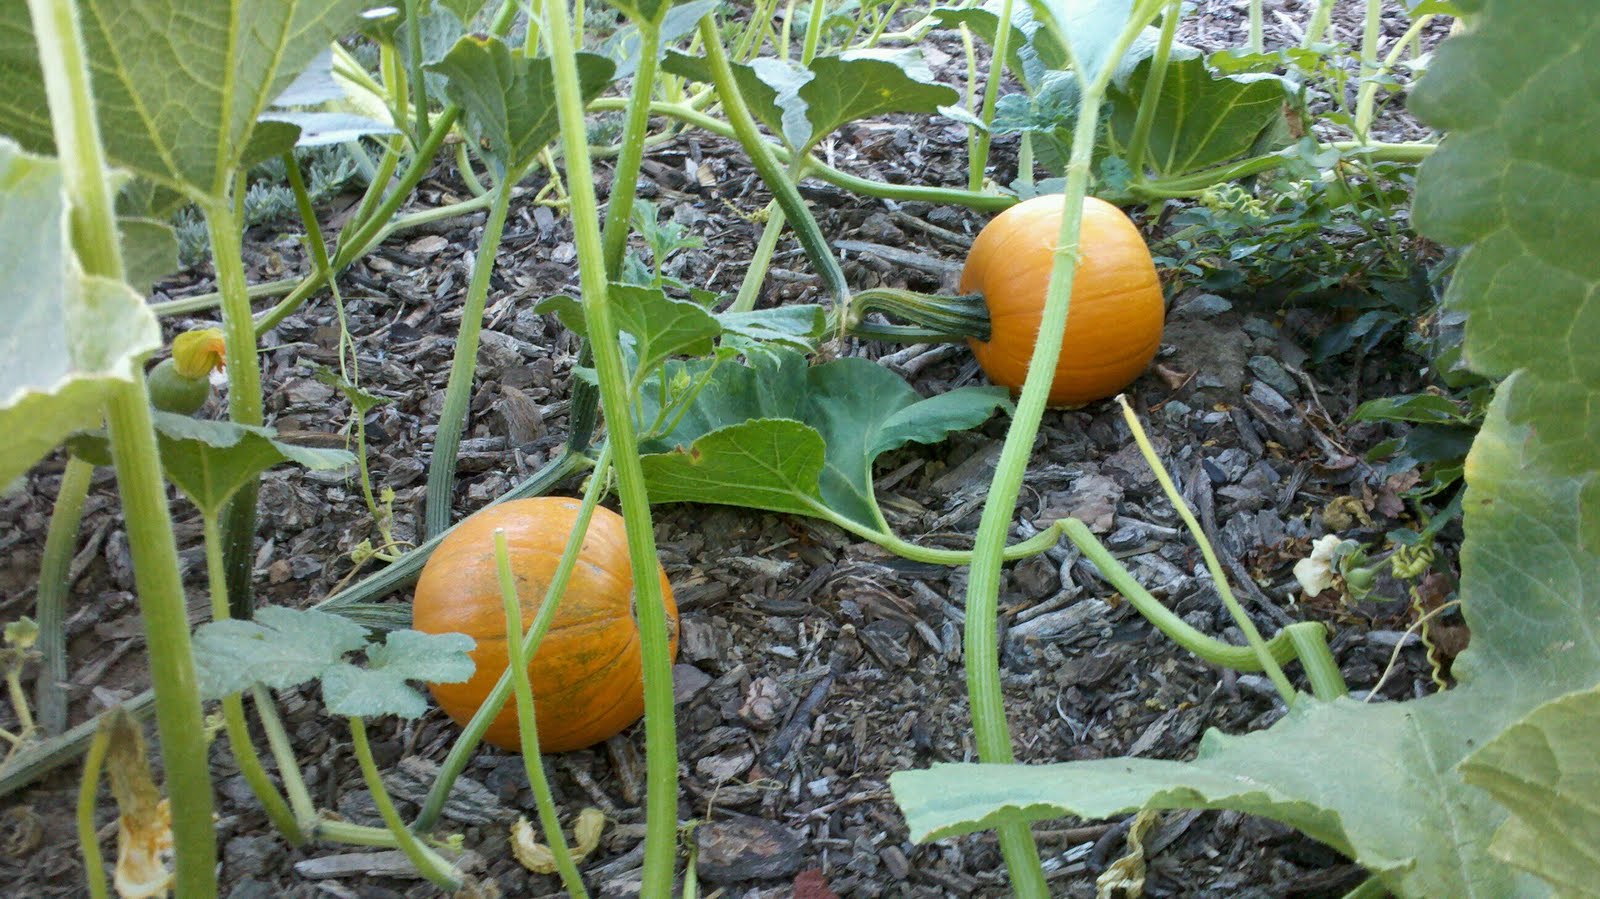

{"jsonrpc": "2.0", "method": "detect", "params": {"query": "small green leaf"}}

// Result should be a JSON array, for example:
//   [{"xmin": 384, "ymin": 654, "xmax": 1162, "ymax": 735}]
[
  {"xmin": 1351, "ymin": 393, "xmax": 1471, "ymax": 425},
  {"xmin": 428, "ymin": 36, "xmax": 615, "ymax": 175},
  {"xmin": 538, "ymin": 285, "xmax": 723, "ymax": 377},
  {"xmin": 931, "ymin": 3, "xmax": 1066, "ymax": 89},
  {"xmin": 321, "ymin": 630, "xmax": 476, "ymax": 719},
  {"xmin": 73, "ymin": 414, "xmax": 355, "ymax": 518},
  {"xmin": 0, "ymin": 139, "xmax": 160, "ymax": 488},
  {"xmin": 638, "ymin": 350, "xmax": 1010, "ymax": 528},
  {"xmin": 192, "ymin": 607, "xmax": 371, "ymax": 698},
  {"xmin": 604, "ymin": 0, "xmax": 718, "ymax": 80},
  {"xmin": 1461, "ymin": 684, "xmax": 1600, "ymax": 895},
  {"xmin": 152, "ymin": 415, "xmax": 355, "ymax": 516}
]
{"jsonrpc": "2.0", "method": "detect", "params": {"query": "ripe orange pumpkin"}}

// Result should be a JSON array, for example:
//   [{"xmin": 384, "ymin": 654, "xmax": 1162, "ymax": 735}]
[
  {"xmin": 960, "ymin": 195, "xmax": 1165, "ymax": 406},
  {"xmin": 412, "ymin": 497, "xmax": 678, "ymax": 753}
]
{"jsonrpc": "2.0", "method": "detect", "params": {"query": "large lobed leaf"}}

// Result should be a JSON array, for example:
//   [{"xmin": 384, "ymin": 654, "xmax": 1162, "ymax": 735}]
[
  {"xmin": 637, "ymin": 349, "xmax": 1011, "ymax": 529},
  {"xmin": 891, "ymin": 2, "xmax": 1600, "ymax": 896},
  {"xmin": 0, "ymin": 0, "xmax": 366, "ymax": 199},
  {"xmin": 427, "ymin": 37, "xmax": 615, "ymax": 176},
  {"xmin": 0, "ymin": 139, "xmax": 159, "ymax": 488}
]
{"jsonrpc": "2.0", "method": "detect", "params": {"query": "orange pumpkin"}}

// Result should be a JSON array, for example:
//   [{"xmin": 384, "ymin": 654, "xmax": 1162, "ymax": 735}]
[
  {"xmin": 412, "ymin": 497, "xmax": 678, "ymax": 753},
  {"xmin": 960, "ymin": 195, "xmax": 1165, "ymax": 406}
]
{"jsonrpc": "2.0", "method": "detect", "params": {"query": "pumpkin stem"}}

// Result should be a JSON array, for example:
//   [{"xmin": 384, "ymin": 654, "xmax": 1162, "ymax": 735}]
[{"xmin": 841, "ymin": 288, "xmax": 992, "ymax": 343}]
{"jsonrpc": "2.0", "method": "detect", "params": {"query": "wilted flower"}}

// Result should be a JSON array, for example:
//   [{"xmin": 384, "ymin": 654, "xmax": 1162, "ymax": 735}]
[{"xmin": 1293, "ymin": 534, "xmax": 1344, "ymax": 596}]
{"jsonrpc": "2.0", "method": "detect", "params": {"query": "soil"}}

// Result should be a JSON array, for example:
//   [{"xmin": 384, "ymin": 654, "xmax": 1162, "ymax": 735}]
[{"xmin": 0, "ymin": 2, "xmax": 1461, "ymax": 897}]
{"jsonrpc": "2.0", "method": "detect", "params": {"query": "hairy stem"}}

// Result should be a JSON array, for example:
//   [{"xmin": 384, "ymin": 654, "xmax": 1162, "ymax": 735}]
[
  {"xmin": 203, "ymin": 517, "xmax": 304, "ymax": 843},
  {"xmin": 1126, "ymin": 0, "xmax": 1181, "ymax": 182},
  {"xmin": 960, "ymin": 10, "xmax": 1158, "ymax": 893},
  {"xmin": 76, "ymin": 723, "xmax": 111, "ymax": 899},
  {"xmin": 1117, "ymin": 396, "xmax": 1296, "ymax": 702}
]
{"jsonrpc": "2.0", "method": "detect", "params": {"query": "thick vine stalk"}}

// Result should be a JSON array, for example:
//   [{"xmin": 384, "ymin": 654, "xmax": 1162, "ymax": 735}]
[
  {"xmin": 24, "ymin": 0, "xmax": 217, "ymax": 892},
  {"xmin": 206, "ymin": 202, "xmax": 268, "ymax": 619},
  {"xmin": 544, "ymin": 2, "xmax": 680, "ymax": 891},
  {"xmin": 424, "ymin": 180, "xmax": 516, "ymax": 537},
  {"xmin": 959, "ymin": 7, "xmax": 1160, "ymax": 894}
]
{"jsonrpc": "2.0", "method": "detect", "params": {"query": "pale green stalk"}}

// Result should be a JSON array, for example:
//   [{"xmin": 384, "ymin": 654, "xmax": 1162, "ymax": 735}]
[
  {"xmin": 25, "ymin": 0, "xmax": 217, "ymax": 891},
  {"xmin": 1116, "ymin": 397, "xmax": 1296, "ymax": 703},
  {"xmin": 251, "ymin": 684, "xmax": 318, "ymax": 827},
  {"xmin": 1303, "ymin": 0, "xmax": 1336, "ymax": 48},
  {"xmin": 731, "ymin": 201, "xmax": 787, "ymax": 312},
  {"xmin": 494, "ymin": 531, "xmax": 590, "ymax": 898},
  {"xmin": 205, "ymin": 203, "xmax": 266, "ymax": 620},
  {"xmin": 1357, "ymin": 0, "xmax": 1383, "ymax": 138},
  {"xmin": 586, "ymin": 97, "xmax": 1019, "ymax": 210},
  {"xmin": 600, "ymin": 17, "xmax": 665, "ymax": 276},
  {"xmin": 424, "ymin": 178, "xmax": 517, "ymax": 537},
  {"xmin": 960, "ymin": 8, "xmax": 1159, "ymax": 894},
  {"xmin": 1060, "ymin": 519, "xmax": 1309, "ymax": 672},
  {"xmin": 1248, "ymin": 0, "xmax": 1263, "ymax": 53},
  {"xmin": 35, "ymin": 457, "xmax": 92, "ymax": 735},
  {"xmin": 967, "ymin": 0, "xmax": 1013, "ymax": 192},
  {"xmin": 545, "ymin": 2, "xmax": 679, "ymax": 889},
  {"xmin": 401, "ymin": 0, "xmax": 431, "ymax": 137},
  {"xmin": 76, "ymin": 724, "xmax": 110, "ymax": 899},
  {"xmin": 801, "ymin": 0, "xmax": 827, "ymax": 63},
  {"xmin": 1125, "ymin": 0, "xmax": 1181, "ymax": 182},
  {"xmin": 1355, "ymin": 14, "xmax": 1435, "ymax": 140},
  {"xmin": 348, "ymin": 717, "xmax": 461, "ymax": 888}
]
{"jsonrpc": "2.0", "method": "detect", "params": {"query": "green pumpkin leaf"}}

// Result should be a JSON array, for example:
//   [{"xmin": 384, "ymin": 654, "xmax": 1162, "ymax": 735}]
[
  {"xmin": 1350, "ymin": 393, "xmax": 1473, "ymax": 425},
  {"xmin": 70, "ymin": 414, "xmax": 354, "ymax": 519},
  {"xmin": 638, "ymin": 349, "xmax": 1011, "ymax": 528},
  {"xmin": 892, "ymin": 3, "xmax": 1600, "ymax": 896},
  {"xmin": 663, "ymin": 48, "xmax": 959, "ymax": 152},
  {"xmin": 715, "ymin": 305, "xmax": 828, "ymax": 353},
  {"xmin": 192, "ymin": 607, "xmax": 371, "ymax": 697},
  {"xmin": 321, "ymin": 630, "xmax": 476, "ymax": 719},
  {"xmin": 427, "ymin": 37, "xmax": 615, "ymax": 176},
  {"xmin": 0, "ymin": 140, "xmax": 160, "ymax": 489},
  {"xmin": 1108, "ymin": 52, "xmax": 1293, "ymax": 177},
  {"xmin": 930, "ymin": 3, "xmax": 1066, "ymax": 89},
  {"xmin": 1025, "ymin": 0, "xmax": 1135, "ymax": 86},
  {"xmin": 1460, "ymin": 684, "xmax": 1600, "ymax": 893},
  {"xmin": 0, "ymin": 0, "xmax": 365, "ymax": 200},
  {"xmin": 536, "ymin": 284, "xmax": 723, "ymax": 377},
  {"xmin": 193, "ymin": 608, "xmax": 474, "ymax": 720}
]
